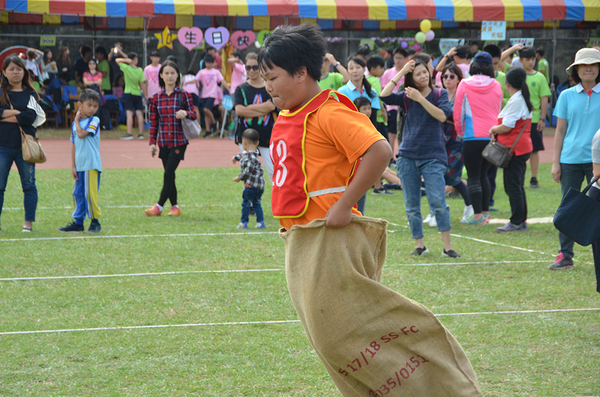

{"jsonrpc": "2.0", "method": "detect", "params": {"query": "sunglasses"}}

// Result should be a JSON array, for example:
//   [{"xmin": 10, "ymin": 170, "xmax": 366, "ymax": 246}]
[
  {"xmin": 443, "ymin": 74, "xmax": 456, "ymax": 80},
  {"xmin": 245, "ymin": 65, "xmax": 259, "ymax": 71}
]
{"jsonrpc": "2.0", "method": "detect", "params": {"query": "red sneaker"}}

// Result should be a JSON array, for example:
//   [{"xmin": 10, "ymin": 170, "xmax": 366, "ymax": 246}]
[{"xmin": 144, "ymin": 204, "xmax": 162, "ymax": 217}]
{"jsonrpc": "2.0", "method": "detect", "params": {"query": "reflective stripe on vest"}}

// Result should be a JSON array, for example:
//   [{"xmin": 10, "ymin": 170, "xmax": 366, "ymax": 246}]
[{"xmin": 270, "ymin": 89, "xmax": 357, "ymax": 218}]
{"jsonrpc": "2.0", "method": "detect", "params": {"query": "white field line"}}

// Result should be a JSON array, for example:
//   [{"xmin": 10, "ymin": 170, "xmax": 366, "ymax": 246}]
[
  {"xmin": 0, "ymin": 260, "xmax": 552, "ymax": 282},
  {"xmin": 2, "ymin": 308, "xmax": 598, "ymax": 336},
  {"xmin": 387, "ymin": 221, "xmax": 549, "ymax": 256},
  {"xmin": 2, "ymin": 203, "xmax": 236, "ymax": 211},
  {"xmin": 0, "ymin": 231, "xmax": 279, "ymax": 243}
]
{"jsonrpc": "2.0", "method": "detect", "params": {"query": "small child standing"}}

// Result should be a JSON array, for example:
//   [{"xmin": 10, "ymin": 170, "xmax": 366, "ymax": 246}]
[
  {"xmin": 231, "ymin": 129, "xmax": 266, "ymax": 229},
  {"xmin": 58, "ymin": 89, "xmax": 103, "ymax": 233}
]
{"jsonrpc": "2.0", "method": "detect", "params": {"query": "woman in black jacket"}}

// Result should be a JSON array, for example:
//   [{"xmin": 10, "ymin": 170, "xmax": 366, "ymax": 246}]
[{"xmin": 0, "ymin": 55, "xmax": 41, "ymax": 232}]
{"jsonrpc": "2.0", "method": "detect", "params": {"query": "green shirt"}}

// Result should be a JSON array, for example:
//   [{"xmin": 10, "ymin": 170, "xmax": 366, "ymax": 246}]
[
  {"xmin": 526, "ymin": 71, "xmax": 551, "ymax": 123},
  {"xmin": 119, "ymin": 62, "xmax": 145, "ymax": 96},
  {"xmin": 494, "ymin": 71, "xmax": 510, "ymax": 109},
  {"xmin": 97, "ymin": 60, "xmax": 111, "ymax": 91},
  {"xmin": 366, "ymin": 75, "xmax": 386, "ymax": 124},
  {"xmin": 537, "ymin": 58, "xmax": 550, "ymax": 85},
  {"xmin": 318, "ymin": 72, "xmax": 344, "ymax": 91}
]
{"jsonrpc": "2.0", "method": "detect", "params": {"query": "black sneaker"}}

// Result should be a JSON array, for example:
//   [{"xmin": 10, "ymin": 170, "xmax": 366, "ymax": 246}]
[
  {"xmin": 373, "ymin": 188, "xmax": 386, "ymax": 195},
  {"xmin": 548, "ymin": 253, "xmax": 574, "ymax": 270},
  {"xmin": 88, "ymin": 221, "xmax": 101, "ymax": 233},
  {"xmin": 443, "ymin": 249, "xmax": 461, "ymax": 258},
  {"xmin": 411, "ymin": 246, "xmax": 429, "ymax": 256},
  {"xmin": 530, "ymin": 178, "xmax": 539, "ymax": 189},
  {"xmin": 58, "ymin": 222, "xmax": 84, "ymax": 232},
  {"xmin": 383, "ymin": 183, "xmax": 402, "ymax": 190}
]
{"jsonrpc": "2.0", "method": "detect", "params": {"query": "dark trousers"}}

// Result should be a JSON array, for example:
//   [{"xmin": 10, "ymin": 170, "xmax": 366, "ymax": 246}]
[
  {"xmin": 241, "ymin": 186, "xmax": 264, "ymax": 223},
  {"xmin": 488, "ymin": 165, "xmax": 498, "ymax": 206},
  {"xmin": 588, "ymin": 186, "xmax": 600, "ymax": 293},
  {"xmin": 158, "ymin": 145, "xmax": 187, "ymax": 207},
  {"xmin": 558, "ymin": 163, "xmax": 593, "ymax": 257},
  {"xmin": 503, "ymin": 153, "xmax": 530, "ymax": 225},
  {"xmin": 463, "ymin": 140, "xmax": 492, "ymax": 214}
]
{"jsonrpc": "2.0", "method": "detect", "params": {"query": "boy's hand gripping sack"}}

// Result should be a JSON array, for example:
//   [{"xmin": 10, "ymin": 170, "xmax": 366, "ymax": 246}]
[{"xmin": 280, "ymin": 216, "xmax": 482, "ymax": 397}]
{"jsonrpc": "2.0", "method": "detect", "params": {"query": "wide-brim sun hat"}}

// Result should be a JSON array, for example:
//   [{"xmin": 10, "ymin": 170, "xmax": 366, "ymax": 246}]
[{"xmin": 566, "ymin": 47, "xmax": 600, "ymax": 75}]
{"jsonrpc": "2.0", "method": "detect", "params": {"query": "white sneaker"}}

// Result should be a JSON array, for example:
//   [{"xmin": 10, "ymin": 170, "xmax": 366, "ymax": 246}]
[
  {"xmin": 428, "ymin": 215, "xmax": 437, "ymax": 228},
  {"xmin": 423, "ymin": 214, "xmax": 432, "ymax": 224},
  {"xmin": 462, "ymin": 205, "xmax": 474, "ymax": 221}
]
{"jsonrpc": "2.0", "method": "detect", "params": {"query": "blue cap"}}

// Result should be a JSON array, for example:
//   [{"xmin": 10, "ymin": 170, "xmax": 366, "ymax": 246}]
[{"xmin": 473, "ymin": 51, "xmax": 493, "ymax": 64}]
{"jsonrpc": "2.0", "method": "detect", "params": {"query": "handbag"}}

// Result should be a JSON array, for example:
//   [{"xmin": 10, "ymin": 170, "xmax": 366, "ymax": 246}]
[
  {"xmin": 553, "ymin": 176, "xmax": 600, "ymax": 246},
  {"xmin": 482, "ymin": 121, "xmax": 529, "ymax": 168},
  {"xmin": 178, "ymin": 92, "xmax": 201, "ymax": 140},
  {"xmin": 8, "ymin": 97, "xmax": 47, "ymax": 163}
]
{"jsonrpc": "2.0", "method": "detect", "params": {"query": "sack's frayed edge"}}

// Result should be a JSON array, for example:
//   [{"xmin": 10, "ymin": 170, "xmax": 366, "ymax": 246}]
[{"xmin": 278, "ymin": 215, "xmax": 388, "ymax": 240}]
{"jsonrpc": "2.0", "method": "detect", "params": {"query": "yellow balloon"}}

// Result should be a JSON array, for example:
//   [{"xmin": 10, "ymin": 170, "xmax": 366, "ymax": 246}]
[
  {"xmin": 420, "ymin": 19, "xmax": 431, "ymax": 33},
  {"xmin": 415, "ymin": 32, "xmax": 427, "ymax": 44}
]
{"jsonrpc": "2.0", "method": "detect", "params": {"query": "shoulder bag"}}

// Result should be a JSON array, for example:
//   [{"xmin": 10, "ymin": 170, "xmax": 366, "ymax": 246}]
[
  {"xmin": 8, "ymin": 97, "xmax": 47, "ymax": 163},
  {"xmin": 482, "ymin": 121, "xmax": 528, "ymax": 168},
  {"xmin": 553, "ymin": 176, "xmax": 600, "ymax": 246},
  {"xmin": 178, "ymin": 91, "xmax": 201, "ymax": 140}
]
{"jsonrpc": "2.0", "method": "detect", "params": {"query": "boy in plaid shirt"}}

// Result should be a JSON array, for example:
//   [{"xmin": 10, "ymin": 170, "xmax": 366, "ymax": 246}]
[{"xmin": 232, "ymin": 129, "xmax": 266, "ymax": 229}]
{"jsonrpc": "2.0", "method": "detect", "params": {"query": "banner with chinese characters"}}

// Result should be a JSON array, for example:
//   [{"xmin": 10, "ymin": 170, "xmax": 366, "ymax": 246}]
[
  {"xmin": 509, "ymin": 38, "xmax": 535, "ymax": 47},
  {"xmin": 480, "ymin": 21, "xmax": 506, "ymax": 41}
]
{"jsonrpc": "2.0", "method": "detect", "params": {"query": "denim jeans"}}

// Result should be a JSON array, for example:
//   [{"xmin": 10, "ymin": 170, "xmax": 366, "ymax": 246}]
[
  {"xmin": 588, "ymin": 186, "xmax": 600, "ymax": 293},
  {"xmin": 559, "ymin": 163, "xmax": 593, "ymax": 257},
  {"xmin": 241, "ymin": 186, "xmax": 264, "ymax": 223},
  {"xmin": 397, "ymin": 157, "xmax": 451, "ymax": 239},
  {"xmin": 0, "ymin": 146, "xmax": 38, "ymax": 223}
]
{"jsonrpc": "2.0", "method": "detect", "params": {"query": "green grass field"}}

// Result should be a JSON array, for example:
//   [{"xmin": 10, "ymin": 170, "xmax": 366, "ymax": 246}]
[{"xmin": 1, "ymin": 164, "xmax": 599, "ymax": 396}]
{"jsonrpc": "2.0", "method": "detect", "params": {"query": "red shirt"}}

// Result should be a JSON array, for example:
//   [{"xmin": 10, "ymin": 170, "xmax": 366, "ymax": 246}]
[{"xmin": 149, "ymin": 87, "xmax": 196, "ymax": 148}]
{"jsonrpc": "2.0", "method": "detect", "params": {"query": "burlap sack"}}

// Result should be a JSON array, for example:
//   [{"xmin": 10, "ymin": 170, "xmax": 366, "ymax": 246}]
[{"xmin": 280, "ymin": 216, "xmax": 482, "ymax": 397}]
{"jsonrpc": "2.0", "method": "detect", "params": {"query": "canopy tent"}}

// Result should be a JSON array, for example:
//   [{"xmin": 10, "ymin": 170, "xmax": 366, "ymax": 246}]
[{"xmin": 2, "ymin": 0, "xmax": 600, "ymax": 21}]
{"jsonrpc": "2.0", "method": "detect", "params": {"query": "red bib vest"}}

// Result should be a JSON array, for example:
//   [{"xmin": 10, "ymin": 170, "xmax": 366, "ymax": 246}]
[
  {"xmin": 270, "ymin": 89, "xmax": 357, "ymax": 219},
  {"xmin": 496, "ymin": 117, "xmax": 532, "ymax": 157}
]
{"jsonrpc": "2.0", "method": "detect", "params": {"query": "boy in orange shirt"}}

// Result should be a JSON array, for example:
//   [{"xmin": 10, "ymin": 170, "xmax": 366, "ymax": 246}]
[{"xmin": 259, "ymin": 24, "xmax": 482, "ymax": 397}]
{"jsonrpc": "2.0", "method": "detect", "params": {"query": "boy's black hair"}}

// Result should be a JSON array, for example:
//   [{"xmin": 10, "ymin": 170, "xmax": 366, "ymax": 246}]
[
  {"xmin": 353, "ymin": 96, "xmax": 371, "ymax": 111},
  {"xmin": 204, "ymin": 54, "xmax": 215, "ymax": 64},
  {"xmin": 519, "ymin": 47, "xmax": 536, "ymax": 59},
  {"xmin": 79, "ymin": 88, "xmax": 101, "ymax": 104},
  {"xmin": 259, "ymin": 24, "xmax": 327, "ymax": 82},
  {"xmin": 393, "ymin": 47, "xmax": 408, "ymax": 58},
  {"xmin": 469, "ymin": 60, "xmax": 495, "ymax": 78},
  {"xmin": 95, "ymin": 46, "xmax": 107, "ymax": 56},
  {"xmin": 158, "ymin": 60, "xmax": 181, "ymax": 88},
  {"xmin": 455, "ymin": 46, "xmax": 470, "ymax": 59},
  {"xmin": 128, "ymin": 52, "xmax": 138, "ymax": 61},
  {"xmin": 242, "ymin": 128, "xmax": 260, "ymax": 144},
  {"xmin": 366, "ymin": 56, "xmax": 385, "ymax": 70},
  {"xmin": 406, "ymin": 47, "xmax": 417, "ymax": 56},
  {"xmin": 231, "ymin": 51, "xmax": 242, "ymax": 58},
  {"xmin": 483, "ymin": 44, "xmax": 501, "ymax": 59},
  {"xmin": 81, "ymin": 46, "xmax": 92, "ymax": 57},
  {"xmin": 536, "ymin": 47, "xmax": 545, "ymax": 57},
  {"xmin": 150, "ymin": 50, "xmax": 160, "ymax": 57}
]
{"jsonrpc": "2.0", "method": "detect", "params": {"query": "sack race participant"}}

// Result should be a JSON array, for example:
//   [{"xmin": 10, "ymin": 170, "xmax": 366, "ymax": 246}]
[{"xmin": 260, "ymin": 24, "xmax": 483, "ymax": 396}]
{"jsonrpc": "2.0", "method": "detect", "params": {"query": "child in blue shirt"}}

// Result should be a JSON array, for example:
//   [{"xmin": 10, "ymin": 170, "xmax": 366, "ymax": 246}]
[{"xmin": 58, "ymin": 89, "xmax": 103, "ymax": 233}]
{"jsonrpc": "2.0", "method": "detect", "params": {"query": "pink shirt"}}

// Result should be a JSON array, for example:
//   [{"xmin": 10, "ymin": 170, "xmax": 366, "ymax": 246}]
[
  {"xmin": 380, "ymin": 68, "xmax": 404, "ymax": 111},
  {"xmin": 230, "ymin": 62, "xmax": 246, "ymax": 96},
  {"xmin": 196, "ymin": 68, "xmax": 224, "ymax": 99},
  {"xmin": 144, "ymin": 64, "xmax": 161, "ymax": 99},
  {"xmin": 182, "ymin": 74, "xmax": 199, "ymax": 96}
]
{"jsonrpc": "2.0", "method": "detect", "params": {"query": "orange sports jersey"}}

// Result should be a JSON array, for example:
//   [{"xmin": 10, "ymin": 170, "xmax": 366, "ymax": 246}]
[{"xmin": 277, "ymin": 95, "xmax": 385, "ymax": 230}]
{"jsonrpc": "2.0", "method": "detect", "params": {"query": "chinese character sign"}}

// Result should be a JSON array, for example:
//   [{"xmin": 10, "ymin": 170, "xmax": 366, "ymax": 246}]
[
  {"xmin": 510, "ymin": 38, "xmax": 535, "ymax": 48},
  {"xmin": 481, "ymin": 21, "xmax": 506, "ymax": 41},
  {"xmin": 231, "ymin": 30, "xmax": 256, "ymax": 50},
  {"xmin": 178, "ymin": 27, "xmax": 203, "ymax": 51},
  {"xmin": 205, "ymin": 27, "xmax": 230, "ymax": 51}
]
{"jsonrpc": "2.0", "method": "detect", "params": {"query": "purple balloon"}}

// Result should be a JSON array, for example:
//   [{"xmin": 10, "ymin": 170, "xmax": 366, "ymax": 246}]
[
  {"xmin": 425, "ymin": 30, "xmax": 435, "ymax": 42},
  {"xmin": 401, "ymin": 41, "xmax": 408, "ymax": 48}
]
